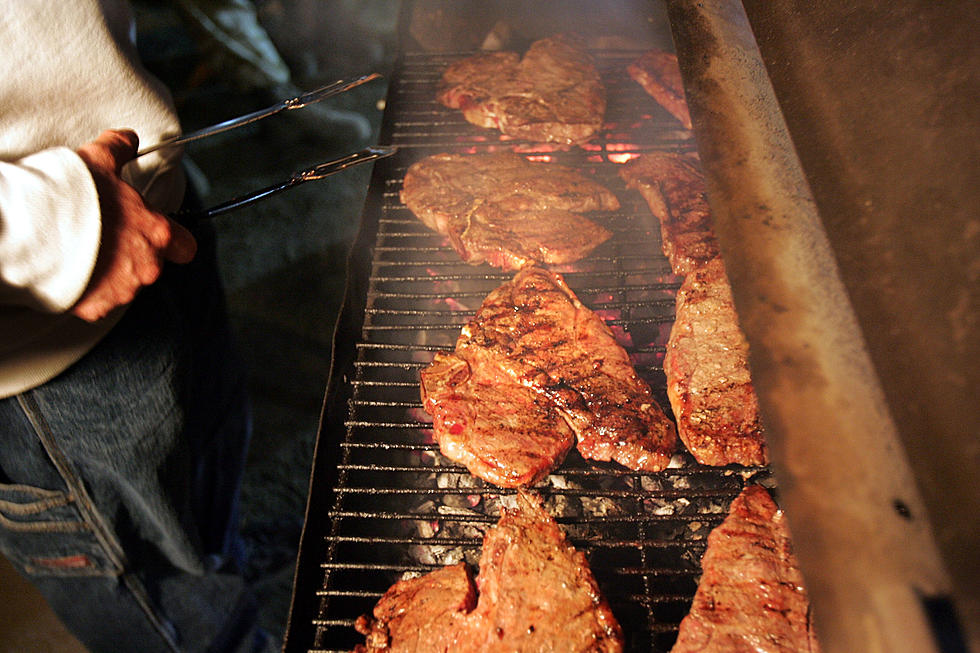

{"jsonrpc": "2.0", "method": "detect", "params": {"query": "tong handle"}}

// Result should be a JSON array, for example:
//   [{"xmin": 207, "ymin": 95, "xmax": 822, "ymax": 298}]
[
  {"xmin": 173, "ymin": 146, "xmax": 397, "ymax": 221},
  {"xmin": 137, "ymin": 73, "xmax": 381, "ymax": 157}
]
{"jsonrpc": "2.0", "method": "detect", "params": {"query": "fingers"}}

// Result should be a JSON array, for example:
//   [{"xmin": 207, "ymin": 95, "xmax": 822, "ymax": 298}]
[
  {"xmin": 159, "ymin": 219, "xmax": 198, "ymax": 265},
  {"xmin": 76, "ymin": 129, "xmax": 139, "ymax": 173}
]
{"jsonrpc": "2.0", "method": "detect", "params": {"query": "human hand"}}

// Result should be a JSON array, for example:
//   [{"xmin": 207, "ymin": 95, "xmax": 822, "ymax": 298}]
[{"xmin": 71, "ymin": 129, "xmax": 196, "ymax": 322}]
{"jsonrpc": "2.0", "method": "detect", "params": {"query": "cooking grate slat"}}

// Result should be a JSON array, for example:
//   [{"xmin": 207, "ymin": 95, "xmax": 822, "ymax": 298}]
[{"xmin": 288, "ymin": 46, "xmax": 772, "ymax": 653}]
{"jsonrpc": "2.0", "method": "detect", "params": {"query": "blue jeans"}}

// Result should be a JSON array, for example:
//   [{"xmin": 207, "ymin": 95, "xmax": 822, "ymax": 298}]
[{"xmin": 0, "ymin": 225, "xmax": 267, "ymax": 652}]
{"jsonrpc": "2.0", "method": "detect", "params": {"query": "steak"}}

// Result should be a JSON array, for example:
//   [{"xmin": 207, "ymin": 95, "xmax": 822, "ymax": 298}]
[
  {"xmin": 353, "ymin": 563, "xmax": 476, "ymax": 653},
  {"xmin": 420, "ymin": 351, "xmax": 575, "ymax": 487},
  {"xmin": 438, "ymin": 34, "xmax": 606, "ymax": 144},
  {"xmin": 401, "ymin": 151, "xmax": 616, "ymax": 270},
  {"xmin": 665, "ymin": 257, "xmax": 768, "ymax": 466},
  {"xmin": 353, "ymin": 491, "xmax": 624, "ymax": 652},
  {"xmin": 453, "ymin": 266, "xmax": 677, "ymax": 472},
  {"xmin": 627, "ymin": 49, "xmax": 693, "ymax": 130},
  {"xmin": 619, "ymin": 151, "xmax": 718, "ymax": 277},
  {"xmin": 672, "ymin": 485, "xmax": 821, "ymax": 653}
]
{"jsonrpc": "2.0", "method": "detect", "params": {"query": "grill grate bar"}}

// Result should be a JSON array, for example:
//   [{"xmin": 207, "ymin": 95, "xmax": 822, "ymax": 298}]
[
  {"xmin": 329, "ymin": 488, "xmax": 738, "ymax": 504},
  {"xmin": 322, "ymin": 533, "xmax": 712, "ymax": 549}
]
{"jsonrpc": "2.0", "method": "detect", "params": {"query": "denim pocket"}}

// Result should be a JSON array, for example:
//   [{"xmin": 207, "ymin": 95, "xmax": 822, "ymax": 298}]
[{"xmin": 0, "ymin": 482, "xmax": 120, "ymax": 577}]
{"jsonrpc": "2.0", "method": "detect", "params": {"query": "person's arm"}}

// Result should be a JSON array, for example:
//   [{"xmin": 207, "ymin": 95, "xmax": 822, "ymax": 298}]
[{"xmin": 0, "ymin": 129, "xmax": 196, "ymax": 322}]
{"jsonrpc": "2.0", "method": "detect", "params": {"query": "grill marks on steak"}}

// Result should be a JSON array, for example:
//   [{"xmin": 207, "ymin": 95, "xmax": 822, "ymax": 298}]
[
  {"xmin": 421, "ymin": 352, "xmax": 575, "ymax": 487},
  {"xmin": 353, "ymin": 491, "xmax": 624, "ymax": 652},
  {"xmin": 627, "ymin": 49, "xmax": 693, "ymax": 130},
  {"xmin": 619, "ymin": 151, "xmax": 718, "ymax": 277},
  {"xmin": 438, "ymin": 34, "xmax": 606, "ymax": 144},
  {"xmin": 621, "ymin": 152, "xmax": 768, "ymax": 466},
  {"xmin": 401, "ymin": 151, "xmax": 616, "ymax": 270},
  {"xmin": 666, "ymin": 258, "xmax": 768, "ymax": 466},
  {"xmin": 454, "ymin": 267, "xmax": 677, "ymax": 473},
  {"xmin": 672, "ymin": 486, "xmax": 821, "ymax": 653}
]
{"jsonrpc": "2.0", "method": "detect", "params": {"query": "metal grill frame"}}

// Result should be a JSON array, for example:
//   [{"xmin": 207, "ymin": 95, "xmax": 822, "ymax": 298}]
[{"xmin": 282, "ymin": 48, "xmax": 772, "ymax": 653}]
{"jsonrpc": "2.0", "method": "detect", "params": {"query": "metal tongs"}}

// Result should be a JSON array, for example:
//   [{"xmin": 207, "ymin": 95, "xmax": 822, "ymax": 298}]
[
  {"xmin": 173, "ymin": 146, "xmax": 396, "ymax": 221},
  {"xmin": 137, "ymin": 73, "xmax": 382, "ymax": 157},
  {"xmin": 144, "ymin": 72, "xmax": 395, "ymax": 220}
]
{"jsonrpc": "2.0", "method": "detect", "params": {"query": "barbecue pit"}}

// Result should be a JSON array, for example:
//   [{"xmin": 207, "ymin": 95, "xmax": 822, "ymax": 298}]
[{"xmin": 282, "ymin": 2, "xmax": 979, "ymax": 652}]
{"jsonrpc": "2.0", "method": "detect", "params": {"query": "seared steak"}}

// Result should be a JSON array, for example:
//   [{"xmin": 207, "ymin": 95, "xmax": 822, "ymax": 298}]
[
  {"xmin": 619, "ymin": 151, "xmax": 718, "ymax": 276},
  {"xmin": 672, "ymin": 486, "xmax": 821, "ymax": 653},
  {"xmin": 665, "ymin": 257, "xmax": 768, "ymax": 466},
  {"xmin": 353, "ymin": 562, "xmax": 476, "ymax": 653},
  {"xmin": 627, "ymin": 49, "xmax": 693, "ymax": 130},
  {"xmin": 401, "ymin": 151, "xmax": 616, "ymax": 270},
  {"xmin": 438, "ymin": 34, "xmax": 606, "ymax": 144},
  {"xmin": 420, "ymin": 351, "xmax": 575, "ymax": 487},
  {"xmin": 354, "ymin": 491, "xmax": 624, "ymax": 652},
  {"xmin": 454, "ymin": 266, "xmax": 677, "ymax": 472}
]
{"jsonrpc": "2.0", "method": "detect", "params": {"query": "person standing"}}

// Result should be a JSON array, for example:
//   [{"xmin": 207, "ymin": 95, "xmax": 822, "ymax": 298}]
[{"xmin": 0, "ymin": 2, "xmax": 269, "ymax": 651}]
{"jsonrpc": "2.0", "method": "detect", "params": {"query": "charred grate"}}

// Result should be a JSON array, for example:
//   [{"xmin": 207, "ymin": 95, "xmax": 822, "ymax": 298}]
[{"xmin": 289, "ymin": 49, "xmax": 771, "ymax": 653}]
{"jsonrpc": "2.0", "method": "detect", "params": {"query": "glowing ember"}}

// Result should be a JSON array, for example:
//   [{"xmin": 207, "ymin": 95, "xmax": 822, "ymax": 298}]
[
  {"xmin": 525, "ymin": 154, "xmax": 554, "ymax": 163},
  {"xmin": 608, "ymin": 153, "xmax": 640, "ymax": 164},
  {"xmin": 441, "ymin": 297, "xmax": 471, "ymax": 312},
  {"xmin": 466, "ymin": 494, "xmax": 482, "ymax": 508},
  {"xmin": 513, "ymin": 142, "xmax": 565, "ymax": 153}
]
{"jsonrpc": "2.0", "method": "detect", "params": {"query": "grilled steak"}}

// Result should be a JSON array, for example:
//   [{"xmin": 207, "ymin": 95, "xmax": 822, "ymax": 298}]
[
  {"xmin": 353, "ymin": 562, "xmax": 476, "ymax": 653},
  {"xmin": 401, "ymin": 151, "xmax": 617, "ymax": 270},
  {"xmin": 354, "ymin": 491, "xmax": 624, "ymax": 652},
  {"xmin": 421, "ymin": 351, "xmax": 575, "ymax": 487},
  {"xmin": 454, "ymin": 266, "xmax": 677, "ymax": 472},
  {"xmin": 627, "ymin": 49, "xmax": 693, "ymax": 130},
  {"xmin": 438, "ymin": 34, "xmax": 606, "ymax": 144},
  {"xmin": 619, "ymin": 151, "xmax": 718, "ymax": 276},
  {"xmin": 665, "ymin": 257, "xmax": 768, "ymax": 466},
  {"xmin": 672, "ymin": 486, "xmax": 821, "ymax": 653}
]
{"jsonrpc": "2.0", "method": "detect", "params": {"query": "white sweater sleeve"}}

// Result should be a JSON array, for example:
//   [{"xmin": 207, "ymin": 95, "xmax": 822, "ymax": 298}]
[{"xmin": 0, "ymin": 147, "xmax": 101, "ymax": 312}]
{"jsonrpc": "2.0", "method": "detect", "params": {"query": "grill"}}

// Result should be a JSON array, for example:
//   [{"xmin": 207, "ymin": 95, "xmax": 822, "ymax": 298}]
[
  {"xmin": 282, "ymin": 43, "xmax": 769, "ymax": 653},
  {"xmin": 282, "ymin": 2, "xmax": 978, "ymax": 652}
]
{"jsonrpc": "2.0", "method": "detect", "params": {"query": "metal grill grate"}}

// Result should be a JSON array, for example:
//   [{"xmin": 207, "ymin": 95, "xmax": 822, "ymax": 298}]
[{"xmin": 291, "ymin": 50, "xmax": 771, "ymax": 653}]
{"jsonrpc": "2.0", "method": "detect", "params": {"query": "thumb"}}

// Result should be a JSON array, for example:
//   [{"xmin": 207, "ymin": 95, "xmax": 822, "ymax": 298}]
[{"xmin": 93, "ymin": 129, "xmax": 140, "ymax": 173}]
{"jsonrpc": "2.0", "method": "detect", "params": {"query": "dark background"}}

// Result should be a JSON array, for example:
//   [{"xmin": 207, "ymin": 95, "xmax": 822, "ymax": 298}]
[{"xmin": 132, "ymin": 0, "xmax": 401, "ymax": 639}]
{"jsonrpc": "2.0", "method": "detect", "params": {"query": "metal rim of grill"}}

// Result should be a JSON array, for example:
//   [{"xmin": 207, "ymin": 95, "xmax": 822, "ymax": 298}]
[{"xmin": 284, "ymin": 47, "xmax": 772, "ymax": 653}]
